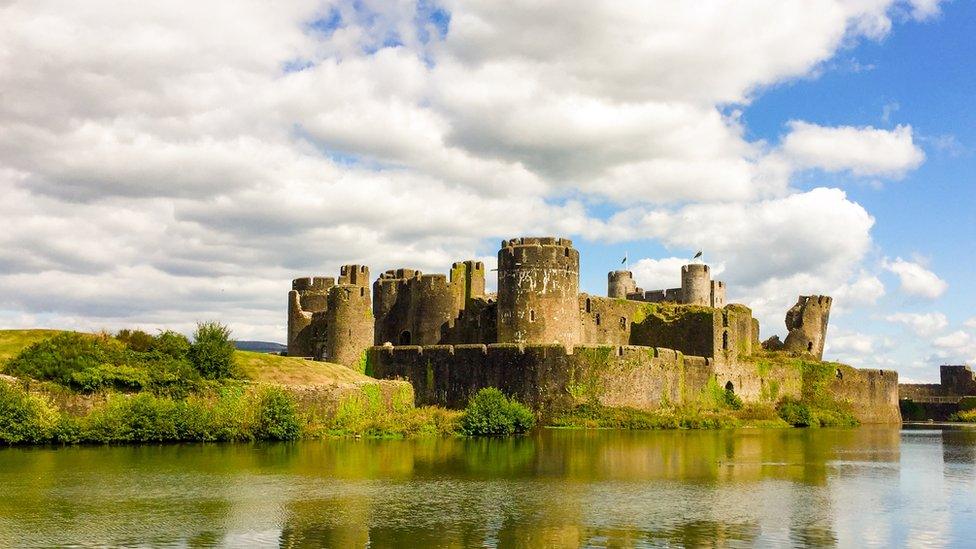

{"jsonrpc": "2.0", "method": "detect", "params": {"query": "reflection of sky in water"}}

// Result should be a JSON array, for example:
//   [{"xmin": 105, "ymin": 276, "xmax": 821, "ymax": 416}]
[{"xmin": 0, "ymin": 426, "xmax": 974, "ymax": 547}]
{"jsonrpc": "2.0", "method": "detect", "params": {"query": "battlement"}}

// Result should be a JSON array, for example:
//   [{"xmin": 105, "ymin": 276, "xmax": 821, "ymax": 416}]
[
  {"xmin": 292, "ymin": 276, "xmax": 335, "ymax": 291},
  {"xmin": 379, "ymin": 268, "xmax": 422, "ymax": 280},
  {"xmin": 451, "ymin": 260, "xmax": 485, "ymax": 272},
  {"xmin": 498, "ymin": 243, "xmax": 579, "ymax": 270},
  {"xmin": 338, "ymin": 264, "xmax": 370, "ymax": 286},
  {"xmin": 502, "ymin": 236, "xmax": 574, "ymax": 248},
  {"xmin": 681, "ymin": 264, "xmax": 709, "ymax": 275}
]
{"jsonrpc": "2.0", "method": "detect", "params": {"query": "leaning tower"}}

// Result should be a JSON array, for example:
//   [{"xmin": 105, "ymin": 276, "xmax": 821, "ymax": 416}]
[{"xmin": 496, "ymin": 237, "xmax": 580, "ymax": 346}]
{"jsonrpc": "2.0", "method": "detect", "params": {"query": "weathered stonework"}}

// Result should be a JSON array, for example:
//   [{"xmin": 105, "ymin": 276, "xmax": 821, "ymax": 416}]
[
  {"xmin": 286, "ymin": 235, "xmax": 900, "ymax": 423},
  {"xmin": 783, "ymin": 295, "xmax": 832, "ymax": 359},
  {"xmin": 497, "ymin": 237, "xmax": 580, "ymax": 347},
  {"xmin": 287, "ymin": 266, "xmax": 373, "ymax": 368}
]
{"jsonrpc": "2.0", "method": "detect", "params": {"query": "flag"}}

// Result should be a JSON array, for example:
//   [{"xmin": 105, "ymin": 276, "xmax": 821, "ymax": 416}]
[
  {"xmin": 621, "ymin": 253, "xmax": 627, "ymax": 264},
  {"xmin": 693, "ymin": 250, "xmax": 703, "ymax": 260}
]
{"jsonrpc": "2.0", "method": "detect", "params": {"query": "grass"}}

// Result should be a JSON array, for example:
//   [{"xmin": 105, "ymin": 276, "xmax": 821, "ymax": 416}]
[
  {"xmin": 0, "ymin": 330, "xmax": 63, "ymax": 366},
  {"xmin": 235, "ymin": 350, "xmax": 370, "ymax": 385},
  {"xmin": 0, "ymin": 330, "xmax": 369, "ymax": 387}
]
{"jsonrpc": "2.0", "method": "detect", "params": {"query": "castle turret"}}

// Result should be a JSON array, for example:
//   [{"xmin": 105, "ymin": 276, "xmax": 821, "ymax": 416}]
[
  {"xmin": 497, "ymin": 237, "xmax": 580, "ymax": 346},
  {"xmin": 450, "ymin": 260, "xmax": 486, "ymax": 312},
  {"xmin": 608, "ymin": 270, "xmax": 637, "ymax": 299},
  {"xmin": 338, "ymin": 264, "xmax": 370, "ymax": 286},
  {"xmin": 783, "ymin": 295, "xmax": 832, "ymax": 359},
  {"xmin": 321, "ymin": 283, "xmax": 373, "ymax": 368},
  {"xmin": 288, "ymin": 276, "xmax": 335, "ymax": 356},
  {"xmin": 680, "ymin": 264, "xmax": 711, "ymax": 306}
]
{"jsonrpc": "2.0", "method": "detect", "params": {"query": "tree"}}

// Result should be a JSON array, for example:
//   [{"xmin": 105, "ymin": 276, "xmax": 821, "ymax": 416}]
[{"xmin": 188, "ymin": 322, "xmax": 236, "ymax": 379}]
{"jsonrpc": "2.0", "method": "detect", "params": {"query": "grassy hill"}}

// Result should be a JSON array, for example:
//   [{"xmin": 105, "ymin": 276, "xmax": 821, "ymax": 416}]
[
  {"xmin": 0, "ymin": 329, "xmax": 368, "ymax": 386},
  {"xmin": 0, "ymin": 329, "xmax": 64, "ymax": 365},
  {"xmin": 236, "ymin": 350, "xmax": 369, "ymax": 385}
]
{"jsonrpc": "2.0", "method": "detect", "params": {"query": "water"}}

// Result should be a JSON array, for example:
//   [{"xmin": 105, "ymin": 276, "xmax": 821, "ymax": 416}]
[{"xmin": 1, "ymin": 426, "xmax": 975, "ymax": 548}]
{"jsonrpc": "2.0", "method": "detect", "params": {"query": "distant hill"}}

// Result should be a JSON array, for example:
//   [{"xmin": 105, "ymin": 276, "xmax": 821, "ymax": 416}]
[{"xmin": 233, "ymin": 340, "xmax": 287, "ymax": 354}]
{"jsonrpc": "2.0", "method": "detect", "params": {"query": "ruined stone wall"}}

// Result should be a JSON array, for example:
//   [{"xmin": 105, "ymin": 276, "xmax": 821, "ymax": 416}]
[
  {"xmin": 828, "ymin": 366, "xmax": 901, "ymax": 424},
  {"xmin": 940, "ymin": 365, "xmax": 976, "ymax": 395},
  {"xmin": 497, "ymin": 237, "xmax": 580, "ymax": 347},
  {"xmin": 783, "ymin": 295, "xmax": 832, "ymax": 359},
  {"xmin": 899, "ymin": 383, "xmax": 945, "ymax": 399},
  {"xmin": 629, "ymin": 305, "xmax": 718, "ymax": 359},
  {"xmin": 288, "ymin": 276, "xmax": 335, "ymax": 357},
  {"xmin": 367, "ymin": 343, "xmax": 714, "ymax": 412},
  {"xmin": 578, "ymin": 295, "xmax": 643, "ymax": 346},
  {"xmin": 372, "ymin": 263, "xmax": 492, "ymax": 347}
]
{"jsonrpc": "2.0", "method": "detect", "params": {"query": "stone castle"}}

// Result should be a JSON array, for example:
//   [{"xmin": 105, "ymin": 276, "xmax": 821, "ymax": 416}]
[{"xmin": 288, "ymin": 237, "xmax": 899, "ymax": 423}]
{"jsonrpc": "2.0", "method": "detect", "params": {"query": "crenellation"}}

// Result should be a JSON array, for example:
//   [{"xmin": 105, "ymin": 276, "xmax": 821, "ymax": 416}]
[{"xmin": 289, "ymin": 234, "xmax": 899, "ymax": 423}]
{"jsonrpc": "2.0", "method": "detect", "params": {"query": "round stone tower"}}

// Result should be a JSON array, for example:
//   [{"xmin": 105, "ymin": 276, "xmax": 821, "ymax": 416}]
[
  {"xmin": 497, "ymin": 237, "xmax": 580, "ymax": 346},
  {"xmin": 680, "ymin": 264, "xmax": 711, "ymax": 306},
  {"xmin": 322, "ymin": 284, "xmax": 373, "ymax": 367},
  {"xmin": 608, "ymin": 270, "xmax": 637, "ymax": 299}
]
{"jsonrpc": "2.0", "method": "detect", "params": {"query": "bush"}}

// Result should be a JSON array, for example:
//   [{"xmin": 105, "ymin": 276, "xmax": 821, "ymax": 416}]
[
  {"xmin": 189, "ymin": 322, "xmax": 237, "ymax": 379},
  {"xmin": 459, "ymin": 388, "xmax": 535, "ymax": 436},
  {"xmin": 777, "ymin": 398, "xmax": 813, "ymax": 427},
  {"xmin": 116, "ymin": 329, "xmax": 154, "ymax": 352},
  {"xmin": 150, "ymin": 330, "xmax": 191, "ymax": 359},
  {"xmin": 256, "ymin": 386, "xmax": 302, "ymax": 440},
  {"xmin": 5, "ymin": 331, "xmax": 202, "ymax": 395},
  {"xmin": 0, "ymin": 382, "xmax": 59, "ymax": 444}
]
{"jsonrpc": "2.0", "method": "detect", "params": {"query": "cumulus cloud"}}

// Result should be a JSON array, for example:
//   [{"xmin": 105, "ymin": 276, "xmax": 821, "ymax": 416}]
[
  {"xmin": 882, "ymin": 257, "xmax": 948, "ymax": 298},
  {"xmin": 933, "ymin": 330, "xmax": 972, "ymax": 350},
  {"xmin": 884, "ymin": 312, "xmax": 948, "ymax": 337},
  {"xmin": 0, "ymin": 0, "xmax": 940, "ymax": 340},
  {"xmin": 965, "ymin": 318, "xmax": 976, "ymax": 329},
  {"xmin": 780, "ymin": 121, "xmax": 925, "ymax": 177}
]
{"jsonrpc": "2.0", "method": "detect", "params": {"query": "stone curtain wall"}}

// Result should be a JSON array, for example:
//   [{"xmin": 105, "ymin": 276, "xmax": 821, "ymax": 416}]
[{"xmin": 369, "ymin": 344, "xmax": 902, "ymax": 424}]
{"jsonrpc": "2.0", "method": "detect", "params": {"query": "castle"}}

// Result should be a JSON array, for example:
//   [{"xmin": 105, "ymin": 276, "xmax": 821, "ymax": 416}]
[{"xmin": 287, "ymin": 237, "xmax": 899, "ymax": 423}]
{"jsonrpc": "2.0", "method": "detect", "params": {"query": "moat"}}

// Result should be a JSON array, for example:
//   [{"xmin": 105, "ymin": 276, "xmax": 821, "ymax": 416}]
[{"xmin": 2, "ymin": 427, "xmax": 975, "ymax": 547}]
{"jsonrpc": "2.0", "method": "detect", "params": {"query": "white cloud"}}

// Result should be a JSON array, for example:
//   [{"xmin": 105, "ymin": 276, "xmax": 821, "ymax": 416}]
[
  {"xmin": 780, "ymin": 121, "xmax": 925, "ymax": 178},
  {"xmin": 882, "ymin": 257, "xmax": 948, "ymax": 299},
  {"xmin": 884, "ymin": 312, "xmax": 948, "ymax": 337},
  {"xmin": 965, "ymin": 318, "xmax": 976, "ymax": 329},
  {"xmin": 934, "ymin": 330, "xmax": 972, "ymax": 350},
  {"xmin": 0, "ymin": 0, "xmax": 941, "ymax": 341}
]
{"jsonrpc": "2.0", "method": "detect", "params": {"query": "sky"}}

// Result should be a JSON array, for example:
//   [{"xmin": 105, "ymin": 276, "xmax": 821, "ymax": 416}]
[{"xmin": 0, "ymin": 0, "xmax": 972, "ymax": 382}]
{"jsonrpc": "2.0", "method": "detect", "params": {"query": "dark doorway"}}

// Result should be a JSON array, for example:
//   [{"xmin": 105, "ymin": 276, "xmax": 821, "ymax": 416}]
[
  {"xmin": 725, "ymin": 381, "xmax": 734, "ymax": 393},
  {"xmin": 398, "ymin": 330, "xmax": 412, "ymax": 345}
]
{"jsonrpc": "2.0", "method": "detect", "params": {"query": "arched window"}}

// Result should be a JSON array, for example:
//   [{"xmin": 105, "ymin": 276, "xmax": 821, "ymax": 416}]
[
  {"xmin": 595, "ymin": 313, "xmax": 601, "ymax": 326},
  {"xmin": 807, "ymin": 341, "xmax": 814, "ymax": 352},
  {"xmin": 529, "ymin": 309, "xmax": 536, "ymax": 322},
  {"xmin": 585, "ymin": 298, "xmax": 591, "ymax": 313},
  {"xmin": 722, "ymin": 331, "xmax": 729, "ymax": 350}
]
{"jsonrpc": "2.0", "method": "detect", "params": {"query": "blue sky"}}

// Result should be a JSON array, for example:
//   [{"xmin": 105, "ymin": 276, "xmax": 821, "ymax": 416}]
[{"xmin": 0, "ymin": 0, "xmax": 971, "ymax": 381}]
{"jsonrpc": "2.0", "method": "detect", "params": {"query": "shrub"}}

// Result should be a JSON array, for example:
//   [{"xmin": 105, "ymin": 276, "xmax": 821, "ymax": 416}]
[
  {"xmin": 950, "ymin": 409, "xmax": 976, "ymax": 422},
  {"xmin": 150, "ymin": 330, "xmax": 191, "ymax": 359},
  {"xmin": 5, "ymin": 332, "xmax": 119, "ymax": 386},
  {"xmin": 0, "ymin": 382, "xmax": 59, "ymax": 444},
  {"xmin": 777, "ymin": 398, "xmax": 813, "ymax": 427},
  {"xmin": 116, "ymin": 329, "xmax": 154, "ymax": 352},
  {"xmin": 459, "ymin": 388, "xmax": 535, "ymax": 436},
  {"xmin": 256, "ymin": 387, "xmax": 302, "ymax": 440},
  {"xmin": 189, "ymin": 322, "xmax": 237, "ymax": 379}
]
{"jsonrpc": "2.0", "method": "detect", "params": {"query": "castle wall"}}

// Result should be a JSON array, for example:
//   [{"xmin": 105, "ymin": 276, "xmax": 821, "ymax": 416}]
[
  {"xmin": 367, "ymin": 343, "xmax": 900, "ymax": 423},
  {"xmin": 288, "ymin": 276, "xmax": 335, "ymax": 357},
  {"xmin": 367, "ymin": 343, "xmax": 714, "ymax": 412},
  {"xmin": 578, "ymin": 294, "xmax": 643, "ymax": 346},
  {"xmin": 497, "ymin": 237, "xmax": 580, "ymax": 347},
  {"xmin": 828, "ymin": 366, "xmax": 901, "ymax": 424}
]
